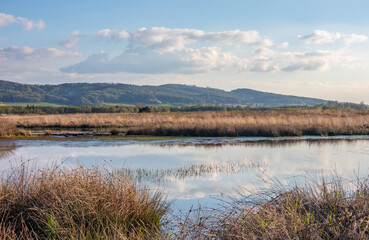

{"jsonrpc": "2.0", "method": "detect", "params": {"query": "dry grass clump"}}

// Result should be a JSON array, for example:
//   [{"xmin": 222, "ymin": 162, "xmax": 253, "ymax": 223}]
[
  {"xmin": 0, "ymin": 164, "xmax": 167, "ymax": 239},
  {"xmin": 173, "ymin": 176, "xmax": 369, "ymax": 239},
  {"xmin": 0, "ymin": 119, "xmax": 18, "ymax": 138},
  {"xmin": 0, "ymin": 119, "xmax": 30, "ymax": 138}
]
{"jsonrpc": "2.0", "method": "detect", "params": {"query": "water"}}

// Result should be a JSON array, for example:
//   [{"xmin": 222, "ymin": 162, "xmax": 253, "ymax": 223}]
[{"xmin": 1, "ymin": 136, "xmax": 369, "ymax": 210}]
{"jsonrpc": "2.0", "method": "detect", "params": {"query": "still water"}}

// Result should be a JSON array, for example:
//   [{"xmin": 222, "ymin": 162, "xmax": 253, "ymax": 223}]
[{"xmin": 1, "ymin": 136, "xmax": 369, "ymax": 210}]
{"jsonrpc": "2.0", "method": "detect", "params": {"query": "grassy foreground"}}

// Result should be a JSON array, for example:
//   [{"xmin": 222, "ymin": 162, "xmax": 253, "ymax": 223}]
[
  {"xmin": 2, "ymin": 165, "xmax": 369, "ymax": 239},
  {"xmin": 0, "ymin": 165, "xmax": 167, "ymax": 239},
  {"xmin": 173, "ymin": 176, "xmax": 369, "ymax": 239},
  {"xmin": 1, "ymin": 109, "xmax": 369, "ymax": 138}
]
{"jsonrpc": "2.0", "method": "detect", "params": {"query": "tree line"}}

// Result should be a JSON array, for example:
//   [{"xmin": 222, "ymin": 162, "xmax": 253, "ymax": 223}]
[{"xmin": 0, "ymin": 102, "xmax": 366, "ymax": 115}]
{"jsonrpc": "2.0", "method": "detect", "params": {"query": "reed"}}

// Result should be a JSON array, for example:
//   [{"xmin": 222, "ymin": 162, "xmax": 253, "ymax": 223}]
[
  {"xmin": 1, "ymin": 109, "xmax": 369, "ymax": 137},
  {"xmin": 0, "ymin": 164, "xmax": 167, "ymax": 239},
  {"xmin": 0, "ymin": 119, "xmax": 18, "ymax": 138},
  {"xmin": 2, "ymin": 160, "xmax": 369, "ymax": 239},
  {"xmin": 171, "ymin": 175, "xmax": 369, "ymax": 239}
]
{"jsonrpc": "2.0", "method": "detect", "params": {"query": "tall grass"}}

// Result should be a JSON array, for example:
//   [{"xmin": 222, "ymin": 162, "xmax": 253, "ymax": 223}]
[
  {"xmin": 2, "ymin": 109, "xmax": 369, "ymax": 137},
  {"xmin": 2, "ymin": 161, "xmax": 369, "ymax": 239},
  {"xmin": 0, "ymin": 119, "xmax": 18, "ymax": 138},
  {"xmin": 171, "ymin": 175, "xmax": 369, "ymax": 239},
  {"xmin": 0, "ymin": 164, "xmax": 167, "ymax": 239}
]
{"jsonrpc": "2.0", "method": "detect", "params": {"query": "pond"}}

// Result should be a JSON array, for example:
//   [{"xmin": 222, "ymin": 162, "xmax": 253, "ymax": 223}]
[{"xmin": 1, "ymin": 136, "xmax": 369, "ymax": 210}]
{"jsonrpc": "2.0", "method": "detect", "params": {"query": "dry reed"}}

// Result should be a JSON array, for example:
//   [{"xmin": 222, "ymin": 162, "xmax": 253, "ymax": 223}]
[
  {"xmin": 0, "ymin": 164, "xmax": 167, "ymax": 239},
  {"xmin": 2, "ymin": 109, "xmax": 369, "ymax": 137},
  {"xmin": 170, "ymin": 175, "xmax": 369, "ymax": 239},
  {"xmin": 0, "ymin": 119, "xmax": 18, "ymax": 138}
]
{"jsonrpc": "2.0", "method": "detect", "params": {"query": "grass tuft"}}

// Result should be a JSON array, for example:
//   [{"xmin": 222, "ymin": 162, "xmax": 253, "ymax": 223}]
[
  {"xmin": 0, "ymin": 164, "xmax": 168, "ymax": 239},
  {"xmin": 171, "ymin": 175, "xmax": 369, "ymax": 239},
  {"xmin": 0, "ymin": 119, "xmax": 18, "ymax": 138}
]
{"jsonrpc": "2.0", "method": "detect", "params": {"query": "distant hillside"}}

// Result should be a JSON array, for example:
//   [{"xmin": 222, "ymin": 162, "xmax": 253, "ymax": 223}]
[{"xmin": 0, "ymin": 80, "xmax": 327, "ymax": 106}]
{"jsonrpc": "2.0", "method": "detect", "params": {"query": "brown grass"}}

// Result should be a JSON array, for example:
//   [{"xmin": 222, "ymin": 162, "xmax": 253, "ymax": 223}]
[
  {"xmin": 2, "ymin": 109, "xmax": 369, "ymax": 137},
  {"xmin": 0, "ymin": 119, "xmax": 18, "ymax": 138},
  {"xmin": 172, "ymin": 175, "xmax": 369, "ymax": 239},
  {"xmin": 0, "ymin": 164, "xmax": 167, "ymax": 239},
  {"xmin": 2, "ymin": 159, "xmax": 369, "ymax": 239}
]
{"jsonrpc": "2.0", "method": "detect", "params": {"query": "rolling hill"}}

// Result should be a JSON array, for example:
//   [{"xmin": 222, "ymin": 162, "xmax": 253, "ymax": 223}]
[{"xmin": 0, "ymin": 80, "xmax": 327, "ymax": 106}]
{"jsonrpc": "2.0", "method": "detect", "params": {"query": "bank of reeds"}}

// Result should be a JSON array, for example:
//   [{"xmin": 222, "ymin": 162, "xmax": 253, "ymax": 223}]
[
  {"xmin": 0, "ymin": 119, "xmax": 18, "ymax": 138},
  {"xmin": 172, "ymin": 175, "xmax": 369, "ymax": 239},
  {"xmin": 2, "ymin": 162, "xmax": 369, "ymax": 239},
  {"xmin": 2, "ymin": 109, "xmax": 369, "ymax": 137},
  {"xmin": 0, "ymin": 119, "xmax": 30, "ymax": 138},
  {"xmin": 0, "ymin": 164, "xmax": 167, "ymax": 239}
]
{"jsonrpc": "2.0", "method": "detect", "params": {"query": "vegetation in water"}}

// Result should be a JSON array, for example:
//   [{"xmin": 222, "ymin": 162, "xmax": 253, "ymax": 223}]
[
  {"xmin": 2, "ymin": 162, "xmax": 369, "ymax": 239},
  {"xmin": 170, "ymin": 175, "xmax": 369, "ymax": 239}
]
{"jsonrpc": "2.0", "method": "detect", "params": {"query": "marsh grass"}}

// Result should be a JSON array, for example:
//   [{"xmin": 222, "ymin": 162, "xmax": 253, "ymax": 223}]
[
  {"xmin": 0, "ymin": 164, "xmax": 168, "ymax": 239},
  {"xmin": 0, "ymin": 120, "xmax": 18, "ymax": 138},
  {"xmin": 170, "ymin": 175, "xmax": 369, "ymax": 239},
  {"xmin": 0, "ymin": 119, "xmax": 30, "ymax": 138},
  {"xmin": 2, "ymin": 160, "xmax": 369, "ymax": 239},
  {"xmin": 129, "ymin": 160, "xmax": 266, "ymax": 183},
  {"xmin": 2, "ymin": 109, "xmax": 369, "ymax": 137}
]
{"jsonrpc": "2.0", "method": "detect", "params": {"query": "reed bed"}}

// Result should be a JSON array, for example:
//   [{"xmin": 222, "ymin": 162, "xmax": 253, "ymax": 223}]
[
  {"xmin": 2, "ymin": 109, "xmax": 369, "ymax": 137},
  {"xmin": 2, "ymin": 162, "xmax": 369, "ymax": 239},
  {"xmin": 0, "ymin": 120, "xmax": 18, "ymax": 138},
  {"xmin": 171, "ymin": 175, "xmax": 369, "ymax": 239},
  {"xmin": 0, "ymin": 164, "xmax": 167, "ymax": 239}
]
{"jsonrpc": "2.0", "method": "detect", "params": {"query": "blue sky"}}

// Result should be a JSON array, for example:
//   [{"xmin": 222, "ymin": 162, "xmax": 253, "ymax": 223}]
[{"xmin": 1, "ymin": 0, "xmax": 369, "ymax": 103}]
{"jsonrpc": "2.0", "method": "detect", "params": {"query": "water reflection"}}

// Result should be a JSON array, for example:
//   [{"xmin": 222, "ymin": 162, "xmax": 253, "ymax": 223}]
[
  {"xmin": 155, "ymin": 138, "xmax": 361, "ymax": 149},
  {"xmin": 1, "ymin": 137, "xmax": 369, "ymax": 208},
  {"xmin": 0, "ymin": 143, "xmax": 16, "ymax": 160}
]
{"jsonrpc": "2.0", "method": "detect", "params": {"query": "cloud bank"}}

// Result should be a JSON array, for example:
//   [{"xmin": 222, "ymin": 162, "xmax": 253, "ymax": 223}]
[{"xmin": 61, "ymin": 27, "xmax": 363, "ymax": 75}]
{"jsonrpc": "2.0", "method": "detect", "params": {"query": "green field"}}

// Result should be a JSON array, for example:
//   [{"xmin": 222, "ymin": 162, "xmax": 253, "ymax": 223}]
[
  {"xmin": 102, "ymin": 102, "xmax": 136, "ymax": 107},
  {"xmin": 3, "ymin": 102, "xmax": 65, "ymax": 107}
]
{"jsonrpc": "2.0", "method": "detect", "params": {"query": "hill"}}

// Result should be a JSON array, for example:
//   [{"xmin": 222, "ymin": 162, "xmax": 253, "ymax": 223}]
[{"xmin": 0, "ymin": 80, "xmax": 327, "ymax": 106}]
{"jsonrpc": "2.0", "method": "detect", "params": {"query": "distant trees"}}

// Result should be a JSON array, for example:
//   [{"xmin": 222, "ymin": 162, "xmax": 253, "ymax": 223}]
[
  {"xmin": 0, "ymin": 103, "xmax": 367, "ymax": 115},
  {"xmin": 138, "ymin": 106, "xmax": 152, "ymax": 113}
]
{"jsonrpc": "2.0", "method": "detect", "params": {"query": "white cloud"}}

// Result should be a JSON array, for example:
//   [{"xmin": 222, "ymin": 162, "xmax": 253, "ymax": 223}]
[
  {"xmin": 199, "ymin": 29, "xmax": 263, "ymax": 45},
  {"xmin": 280, "ymin": 50, "xmax": 349, "ymax": 72},
  {"xmin": 60, "ymin": 30, "xmax": 81, "ymax": 48},
  {"xmin": 129, "ymin": 27, "xmax": 202, "ymax": 52},
  {"xmin": 60, "ymin": 37, "xmax": 80, "ymax": 48},
  {"xmin": 0, "ymin": 46, "xmax": 81, "ymax": 61},
  {"xmin": 343, "ymin": 34, "xmax": 368, "ymax": 44},
  {"xmin": 60, "ymin": 43, "xmax": 356, "ymax": 75},
  {"xmin": 298, "ymin": 30, "xmax": 367, "ymax": 44},
  {"xmin": 93, "ymin": 27, "xmax": 270, "ymax": 52},
  {"xmin": 94, "ymin": 29, "xmax": 129, "ymax": 40},
  {"xmin": 279, "ymin": 42, "xmax": 289, "ymax": 48},
  {"xmin": 0, "ymin": 13, "xmax": 45, "ymax": 30},
  {"xmin": 248, "ymin": 61, "xmax": 279, "ymax": 72},
  {"xmin": 61, "ymin": 47, "xmax": 244, "ymax": 74},
  {"xmin": 47, "ymin": 27, "xmax": 369, "ymax": 77},
  {"xmin": 244, "ymin": 47, "xmax": 351, "ymax": 73}
]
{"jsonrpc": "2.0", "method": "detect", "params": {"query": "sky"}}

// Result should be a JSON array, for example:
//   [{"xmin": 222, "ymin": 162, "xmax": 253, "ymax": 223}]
[{"xmin": 1, "ymin": 0, "xmax": 369, "ymax": 103}]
